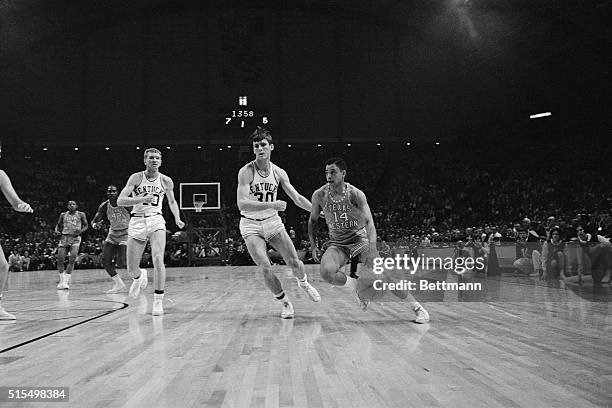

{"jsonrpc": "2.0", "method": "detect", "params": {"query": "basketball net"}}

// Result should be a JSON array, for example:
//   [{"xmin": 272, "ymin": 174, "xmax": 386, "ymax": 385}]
[{"xmin": 194, "ymin": 201, "xmax": 205, "ymax": 213}]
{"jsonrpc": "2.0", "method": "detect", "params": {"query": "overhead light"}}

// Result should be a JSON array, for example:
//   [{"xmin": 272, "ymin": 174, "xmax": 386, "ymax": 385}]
[
  {"xmin": 347, "ymin": 143, "xmax": 352, "ymax": 147},
  {"xmin": 317, "ymin": 144, "xmax": 322, "ymax": 147},
  {"xmin": 105, "ymin": 147, "xmax": 110, "ymax": 151},
  {"xmin": 530, "ymin": 112, "xmax": 552, "ymax": 119},
  {"xmin": 197, "ymin": 146, "xmax": 202, "ymax": 149},
  {"xmin": 42, "ymin": 147, "xmax": 48, "ymax": 151},
  {"xmin": 406, "ymin": 142, "xmax": 411, "ymax": 146},
  {"xmin": 287, "ymin": 144, "xmax": 292, "ymax": 148},
  {"xmin": 74, "ymin": 147, "xmax": 79, "ymax": 151}
]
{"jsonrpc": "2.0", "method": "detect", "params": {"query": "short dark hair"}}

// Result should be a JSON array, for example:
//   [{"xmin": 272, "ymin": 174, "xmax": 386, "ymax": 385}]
[
  {"xmin": 143, "ymin": 147, "xmax": 162, "ymax": 159},
  {"xmin": 326, "ymin": 157, "xmax": 347, "ymax": 171},
  {"xmin": 250, "ymin": 127, "xmax": 273, "ymax": 143},
  {"xmin": 107, "ymin": 184, "xmax": 118, "ymax": 191}
]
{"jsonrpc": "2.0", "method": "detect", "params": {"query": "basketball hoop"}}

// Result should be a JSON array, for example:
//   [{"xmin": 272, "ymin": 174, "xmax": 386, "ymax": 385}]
[{"xmin": 194, "ymin": 201, "xmax": 205, "ymax": 213}]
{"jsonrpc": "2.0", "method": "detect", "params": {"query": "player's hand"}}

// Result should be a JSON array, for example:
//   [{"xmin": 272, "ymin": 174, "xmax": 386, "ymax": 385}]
[
  {"xmin": 92, "ymin": 222, "xmax": 102, "ymax": 230},
  {"xmin": 142, "ymin": 195, "xmax": 156, "ymax": 204},
  {"xmin": 15, "ymin": 202, "xmax": 33, "ymax": 213},
  {"xmin": 311, "ymin": 246, "xmax": 322, "ymax": 263},
  {"xmin": 176, "ymin": 219, "xmax": 185, "ymax": 229},
  {"xmin": 274, "ymin": 200, "xmax": 287, "ymax": 212}
]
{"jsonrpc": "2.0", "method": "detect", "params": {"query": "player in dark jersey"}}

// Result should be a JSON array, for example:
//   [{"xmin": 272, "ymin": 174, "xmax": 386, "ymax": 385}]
[
  {"xmin": 308, "ymin": 157, "xmax": 429, "ymax": 323},
  {"xmin": 91, "ymin": 185, "xmax": 132, "ymax": 293},
  {"xmin": 0, "ymin": 169, "xmax": 33, "ymax": 320},
  {"xmin": 55, "ymin": 201, "xmax": 89, "ymax": 290},
  {"xmin": 237, "ymin": 127, "xmax": 320, "ymax": 319}
]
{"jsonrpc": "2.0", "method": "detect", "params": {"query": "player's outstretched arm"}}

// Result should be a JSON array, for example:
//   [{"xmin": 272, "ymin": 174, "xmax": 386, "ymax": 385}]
[
  {"xmin": 91, "ymin": 201, "xmax": 108, "ymax": 229},
  {"xmin": 55, "ymin": 213, "xmax": 64, "ymax": 235},
  {"xmin": 162, "ymin": 175, "xmax": 185, "ymax": 229},
  {"xmin": 236, "ymin": 166, "xmax": 286, "ymax": 212},
  {"xmin": 278, "ymin": 168, "xmax": 312, "ymax": 212},
  {"xmin": 0, "ymin": 170, "xmax": 33, "ymax": 213},
  {"xmin": 308, "ymin": 188, "xmax": 323, "ymax": 262},
  {"xmin": 117, "ymin": 173, "xmax": 155, "ymax": 207},
  {"xmin": 79, "ymin": 212, "xmax": 89, "ymax": 234},
  {"xmin": 353, "ymin": 188, "xmax": 379, "ymax": 264}
]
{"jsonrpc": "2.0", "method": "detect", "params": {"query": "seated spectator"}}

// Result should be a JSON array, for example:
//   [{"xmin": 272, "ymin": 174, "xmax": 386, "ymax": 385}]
[
  {"xmin": 576, "ymin": 224, "xmax": 612, "ymax": 283},
  {"xmin": 8, "ymin": 249, "xmax": 23, "ymax": 272},
  {"xmin": 542, "ymin": 228, "xmax": 565, "ymax": 280}
]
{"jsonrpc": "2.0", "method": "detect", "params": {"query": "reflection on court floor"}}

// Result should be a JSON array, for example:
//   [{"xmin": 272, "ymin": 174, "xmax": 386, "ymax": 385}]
[{"xmin": 1, "ymin": 266, "xmax": 610, "ymax": 408}]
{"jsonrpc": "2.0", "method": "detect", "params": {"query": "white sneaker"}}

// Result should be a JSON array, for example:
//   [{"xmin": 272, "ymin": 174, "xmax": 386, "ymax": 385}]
[
  {"xmin": 57, "ymin": 273, "xmax": 66, "ymax": 290},
  {"xmin": 298, "ymin": 277, "xmax": 321, "ymax": 302},
  {"xmin": 413, "ymin": 303, "xmax": 430, "ymax": 324},
  {"xmin": 64, "ymin": 274, "xmax": 71, "ymax": 289},
  {"xmin": 106, "ymin": 280, "xmax": 127, "ymax": 294},
  {"xmin": 0, "ymin": 307, "xmax": 16, "ymax": 320},
  {"xmin": 152, "ymin": 295, "xmax": 164, "ymax": 316},
  {"xmin": 129, "ymin": 269, "xmax": 148, "ymax": 298},
  {"xmin": 280, "ymin": 299, "xmax": 294, "ymax": 319}
]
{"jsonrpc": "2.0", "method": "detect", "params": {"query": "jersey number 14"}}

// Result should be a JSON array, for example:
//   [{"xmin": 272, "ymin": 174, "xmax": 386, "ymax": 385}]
[{"xmin": 333, "ymin": 212, "xmax": 348, "ymax": 222}]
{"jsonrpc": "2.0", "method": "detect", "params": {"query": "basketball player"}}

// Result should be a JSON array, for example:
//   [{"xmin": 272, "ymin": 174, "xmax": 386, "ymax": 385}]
[
  {"xmin": 0, "ymin": 170, "xmax": 33, "ymax": 319},
  {"xmin": 308, "ymin": 157, "xmax": 429, "ymax": 323},
  {"xmin": 55, "ymin": 201, "xmax": 89, "ymax": 290},
  {"xmin": 237, "ymin": 127, "xmax": 320, "ymax": 319},
  {"xmin": 91, "ymin": 185, "xmax": 132, "ymax": 293},
  {"xmin": 117, "ymin": 148, "xmax": 185, "ymax": 316}
]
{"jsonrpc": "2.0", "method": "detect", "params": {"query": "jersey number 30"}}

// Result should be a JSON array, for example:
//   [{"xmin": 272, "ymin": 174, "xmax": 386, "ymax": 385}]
[{"xmin": 254, "ymin": 192, "xmax": 274, "ymax": 202}]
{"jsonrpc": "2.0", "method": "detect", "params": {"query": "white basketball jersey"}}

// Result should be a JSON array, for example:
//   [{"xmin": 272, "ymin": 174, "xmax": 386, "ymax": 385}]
[
  {"xmin": 241, "ymin": 161, "xmax": 279, "ymax": 220},
  {"xmin": 132, "ymin": 172, "xmax": 165, "ymax": 216}
]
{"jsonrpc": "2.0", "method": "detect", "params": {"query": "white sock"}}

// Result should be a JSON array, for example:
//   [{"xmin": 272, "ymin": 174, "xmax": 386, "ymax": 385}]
[
  {"xmin": 298, "ymin": 274, "xmax": 307, "ymax": 283},
  {"xmin": 112, "ymin": 275, "xmax": 124, "ymax": 284},
  {"xmin": 154, "ymin": 293, "xmax": 164, "ymax": 300}
]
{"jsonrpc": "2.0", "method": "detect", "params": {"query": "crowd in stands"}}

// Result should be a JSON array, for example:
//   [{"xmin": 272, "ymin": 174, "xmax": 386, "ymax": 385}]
[{"xmin": 1, "ymin": 140, "xmax": 611, "ymax": 283}]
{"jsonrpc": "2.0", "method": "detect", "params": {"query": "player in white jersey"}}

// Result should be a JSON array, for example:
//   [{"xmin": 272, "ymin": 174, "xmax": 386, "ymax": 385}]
[
  {"xmin": 91, "ymin": 185, "xmax": 132, "ymax": 293},
  {"xmin": 237, "ymin": 127, "xmax": 320, "ymax": 319},
  {"xmin": 117, "ymin": 147, "xmax": 185, "ymax": 316},
  {"xmin": 55, "ymin": 201, "xmax": 89, "ymax": 290},
  {"xmin": 0, "ymin": 168, "xmax": 33, "ymax": 320}
]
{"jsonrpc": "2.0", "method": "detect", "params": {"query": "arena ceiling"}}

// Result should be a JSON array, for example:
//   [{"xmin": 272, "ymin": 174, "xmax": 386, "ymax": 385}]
[
  {"xmin": 0, "ymin": 0, "xmax": 609, "ymax": 144},
  {"xmin": 2, "ymin": 0, "xmax": 608, "ymax": 69}
]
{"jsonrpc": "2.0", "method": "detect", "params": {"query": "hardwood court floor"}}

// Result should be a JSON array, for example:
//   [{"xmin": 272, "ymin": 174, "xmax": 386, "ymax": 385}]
[{"xmin": 1, "ymin": 266, "xmax": 611, "ymax": 408}]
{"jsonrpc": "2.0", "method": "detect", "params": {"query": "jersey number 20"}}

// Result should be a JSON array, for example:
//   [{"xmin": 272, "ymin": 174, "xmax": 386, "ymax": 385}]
[{"xmin": 142, "ymin": 193, "xmax": 160, "ymax": 206}]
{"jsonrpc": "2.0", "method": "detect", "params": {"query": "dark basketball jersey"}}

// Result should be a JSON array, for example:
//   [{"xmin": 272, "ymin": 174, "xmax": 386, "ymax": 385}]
[
  {"xmin": 62, "ymin": 211, "xmax": 83, "ymax": 235},
  {"xmin": 106, "ymin": 201, "xmax": 130, "ymax": 230},
  {"xmin": 323, "ymin": 183, "xmax": 366, "ymax": 244}
]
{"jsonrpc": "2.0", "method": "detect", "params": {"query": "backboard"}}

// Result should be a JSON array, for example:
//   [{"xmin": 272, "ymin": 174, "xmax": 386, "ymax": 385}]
[{"xmin": 179, "ymin": 182, "xmax": 221, "ymax": 210}]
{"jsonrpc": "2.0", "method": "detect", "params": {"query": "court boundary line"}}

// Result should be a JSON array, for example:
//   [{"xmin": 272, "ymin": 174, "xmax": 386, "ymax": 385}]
[{"xmin": 0, "ymin": 301, "xmax": 128, "ymax": 354}]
